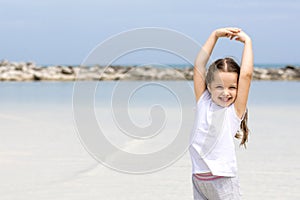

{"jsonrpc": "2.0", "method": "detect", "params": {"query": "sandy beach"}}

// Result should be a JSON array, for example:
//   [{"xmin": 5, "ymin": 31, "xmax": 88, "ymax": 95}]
[{"xmin": 0, "ymin": 81, "xmax": 299, "ymax": 199}]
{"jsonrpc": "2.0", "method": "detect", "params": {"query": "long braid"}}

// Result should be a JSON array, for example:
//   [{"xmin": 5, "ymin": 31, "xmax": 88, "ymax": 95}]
[{"xmin": 235, "ymin": 109, "xmax": 249, "ymax": 148}]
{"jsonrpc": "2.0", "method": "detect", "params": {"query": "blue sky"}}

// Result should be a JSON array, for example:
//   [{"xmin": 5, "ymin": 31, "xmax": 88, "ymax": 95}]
[{"xmin": 1, "ymin": 0, "xmax": 300, "ymax": 65}]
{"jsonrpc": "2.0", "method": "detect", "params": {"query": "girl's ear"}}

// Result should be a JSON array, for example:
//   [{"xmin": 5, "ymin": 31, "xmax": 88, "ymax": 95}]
[{"xmin": 207, "ymin": 84, "xmax": 211, "ymax": 93}]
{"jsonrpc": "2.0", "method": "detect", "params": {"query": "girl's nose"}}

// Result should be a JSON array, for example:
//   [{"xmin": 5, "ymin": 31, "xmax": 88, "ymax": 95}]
[{"xmin": 223, "ymin": 89, "xmax": 230, "ymax": 96}]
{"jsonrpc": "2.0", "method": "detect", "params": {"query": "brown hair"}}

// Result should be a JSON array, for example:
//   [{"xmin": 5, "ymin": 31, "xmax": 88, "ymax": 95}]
[{"xmin": 206, "ymin": 57, "xmax": 249, "ymax": 148}]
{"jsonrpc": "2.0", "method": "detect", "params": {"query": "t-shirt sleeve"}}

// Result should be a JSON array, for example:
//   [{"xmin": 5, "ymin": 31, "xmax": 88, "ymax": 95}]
[
  {"xmin": 196, "ymin": 90, "xmax": 210, "ymax": 105},
  {"xmin": 228, "ymin": 104, "xmax": 242, "ymax": 134},
  {"xmin": 228, "ymin": 104, "xmax": 245, "ymax": 122}
]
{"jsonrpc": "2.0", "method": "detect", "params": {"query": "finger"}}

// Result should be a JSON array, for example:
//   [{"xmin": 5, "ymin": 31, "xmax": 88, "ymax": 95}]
[
  {"xmin": 223, "ymin": 29, "xmax": 239, "ymax": 38},
  {"xmin": 235, "ymin": 37, "xmax": 241, "ymax": 41},
  {"xmin": 230, "ymin": 31, "xmax": 239, "ymax": 38},
  {"xmin": 231, "ymin": 27, "xmax": 241, "ymax": 31},
  {"xmin": 224, "ymin": 30, "xmax": 236, "ymax": 36},
  {"xmin": 225, "ymin": 33, "xmax": 233, "ymax": 38},
  {"xmin": 231, "ymin": 34, "xmax": 240, "ymax": 40},
  {"xmin": 227, "ymin": 27, "xmax": 241, "ymax": 33},
  {"xmin": 223, "ymin": 30, "xmax": 231, "ymax": 37}
]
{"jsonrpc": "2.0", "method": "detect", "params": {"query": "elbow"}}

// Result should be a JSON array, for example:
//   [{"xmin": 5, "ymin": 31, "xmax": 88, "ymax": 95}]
[
  {"xmin": 240, "ymin": 65, "xmax": 254, "ymax": 79},
  {"xmin": 240, "ymin": 71, "xmax": 253, "ymax": 80}
]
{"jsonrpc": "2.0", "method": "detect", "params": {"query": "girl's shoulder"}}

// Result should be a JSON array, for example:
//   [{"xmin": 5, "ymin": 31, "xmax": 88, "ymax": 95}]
[
  {"xmin": 196, "ymin": 89, "xmax": 211, "ymax": 105},
  {"xmin": 228, "ymin": 103, "xmax": 243, "ymax": 122}
]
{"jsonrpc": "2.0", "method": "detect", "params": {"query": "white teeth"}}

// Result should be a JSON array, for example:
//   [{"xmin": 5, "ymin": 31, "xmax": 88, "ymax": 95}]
[{"xmin": 220, "ymin": 97, "xmax": 231, "ymax": 102}]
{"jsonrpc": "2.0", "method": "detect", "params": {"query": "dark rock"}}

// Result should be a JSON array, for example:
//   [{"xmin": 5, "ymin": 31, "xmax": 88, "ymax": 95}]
[
  {"xmin": 284, "ymin": 65, "xmax": 296, "ymax": 70},
  {"xmin": 0, "ymin": 61, "xmax": 300, "ymax": 81},
  {"xmin": 61, "ymin": 66, "xmax": 74, "ymax": 75}
]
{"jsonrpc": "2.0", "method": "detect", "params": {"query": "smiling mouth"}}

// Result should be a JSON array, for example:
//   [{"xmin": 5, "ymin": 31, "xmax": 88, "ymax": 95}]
[{"xmin": 219, "ymin": 97, "xmax": 232, "ymax": 102}]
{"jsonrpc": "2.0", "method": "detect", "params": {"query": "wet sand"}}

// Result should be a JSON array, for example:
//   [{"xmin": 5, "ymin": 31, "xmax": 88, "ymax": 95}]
[{"xmin": 0, "ymin": 103, "xmax": 299, "ymax": 199}]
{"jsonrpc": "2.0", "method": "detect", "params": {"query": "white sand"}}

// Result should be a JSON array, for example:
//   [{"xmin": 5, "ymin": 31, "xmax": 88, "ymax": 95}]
[{"xmin": 0, "ymin": 104, "xmax": 299, "ymax": 199}]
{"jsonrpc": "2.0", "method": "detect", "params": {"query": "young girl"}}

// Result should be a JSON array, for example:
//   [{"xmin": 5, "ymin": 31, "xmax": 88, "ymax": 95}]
[{"xmin": 189, "ymin": 27, "xmax": 253, "ymax": 200}]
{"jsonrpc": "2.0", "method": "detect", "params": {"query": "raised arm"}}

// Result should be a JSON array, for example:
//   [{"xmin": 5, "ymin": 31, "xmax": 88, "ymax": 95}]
[
  {"xmin": 194, "ymin": 28, "xmax": 241, "ymax": 101},
  {"xmin": 233, "ymin": 31, "xmax": 254, "ymax": 118}
]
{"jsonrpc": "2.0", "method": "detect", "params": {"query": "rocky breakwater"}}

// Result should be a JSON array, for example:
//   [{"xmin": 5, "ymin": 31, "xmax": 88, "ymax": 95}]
[{"xmin": 0, "ymin": 60, "xmax": 300, "ymax": 81}]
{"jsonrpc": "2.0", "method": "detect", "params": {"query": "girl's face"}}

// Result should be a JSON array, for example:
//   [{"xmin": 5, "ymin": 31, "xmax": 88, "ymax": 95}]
[{"xmin": 208, "ymin": 71, "xmax": 238, "ymax": 107}]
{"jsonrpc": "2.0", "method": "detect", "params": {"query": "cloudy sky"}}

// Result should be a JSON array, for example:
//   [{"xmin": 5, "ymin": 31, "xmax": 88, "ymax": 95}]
[{"xmin": 1, "ymin": 0, "xmax": 299, "ymax": 65}]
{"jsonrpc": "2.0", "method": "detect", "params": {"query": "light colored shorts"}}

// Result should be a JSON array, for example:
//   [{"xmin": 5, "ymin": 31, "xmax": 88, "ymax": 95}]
[{"xmin": 192, "ymin": 174, "xmax": 242, "ymax": 200}]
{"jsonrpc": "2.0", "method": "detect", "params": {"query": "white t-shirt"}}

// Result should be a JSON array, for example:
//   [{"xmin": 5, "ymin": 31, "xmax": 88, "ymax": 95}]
[{"xmin": 189, "ymin": 90, "xmax": 242, "ymax": 177}]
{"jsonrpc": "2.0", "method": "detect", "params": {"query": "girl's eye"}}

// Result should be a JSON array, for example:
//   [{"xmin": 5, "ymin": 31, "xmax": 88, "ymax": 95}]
[
  {"xmin": 230, "ymin": 86, "xmax": 237, "ymax": 89},
  {"xmin": 216, "ymin": 86, "xmax": 223, "ymax": 89}
]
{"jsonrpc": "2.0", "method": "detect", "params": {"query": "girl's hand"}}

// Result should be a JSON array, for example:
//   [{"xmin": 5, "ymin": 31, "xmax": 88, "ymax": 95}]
[
  {"xmin": 234, "ymin": 31, "xmax": 251, "ymax": 43},
  {"xmin": 214, "ymin": 27, "xmax": 241, "ymax": 39}
]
